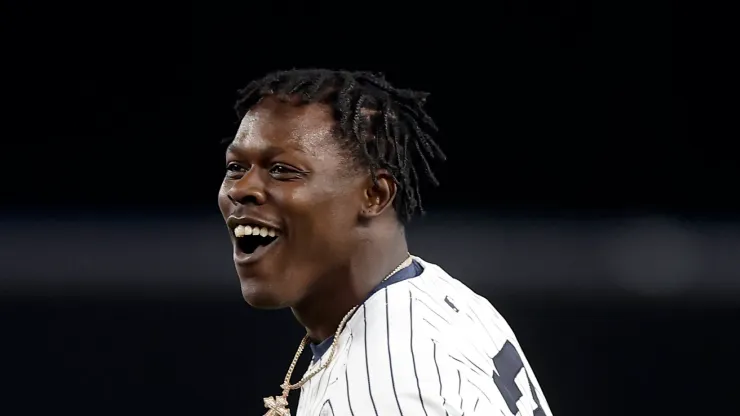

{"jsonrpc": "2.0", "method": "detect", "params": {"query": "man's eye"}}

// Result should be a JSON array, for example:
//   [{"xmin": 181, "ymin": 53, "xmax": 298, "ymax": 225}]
[
  {"xmin": 225, "ymin": 163, "xmax": 246, "ymax": 176},
  {"xmin": 270, "ymin": 165, "xmax": 291, "ymax": 174},
  {"xmin": 269, "ymin": 164, "xmax": 304, "ymax": 180}
]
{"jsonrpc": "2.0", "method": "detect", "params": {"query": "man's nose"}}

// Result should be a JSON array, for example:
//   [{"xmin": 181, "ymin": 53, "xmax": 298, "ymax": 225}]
[{"xmin": 227, "ymin": 169, "xmax": 267, "ymax": 206}]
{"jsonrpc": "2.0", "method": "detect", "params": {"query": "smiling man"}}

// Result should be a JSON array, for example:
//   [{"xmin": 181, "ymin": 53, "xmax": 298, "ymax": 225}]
[{"xmin": 218, "ymin": 69, "xmax": 553, "ymax": 416}]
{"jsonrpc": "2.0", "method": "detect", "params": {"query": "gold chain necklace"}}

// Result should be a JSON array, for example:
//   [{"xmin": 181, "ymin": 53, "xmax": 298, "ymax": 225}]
[{"xmin": 262, "ymin": 254, "xmax": 414, "ymax": 416}]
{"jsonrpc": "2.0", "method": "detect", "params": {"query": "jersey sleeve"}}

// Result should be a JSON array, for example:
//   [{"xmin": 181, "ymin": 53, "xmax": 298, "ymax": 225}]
[
  {"xmin": 414, "ymin": 338, "xmax": 552, "ymax": 416},
  {"xmin": 405, "ymin": 289, "xmax": 553, "ymax": 416}
]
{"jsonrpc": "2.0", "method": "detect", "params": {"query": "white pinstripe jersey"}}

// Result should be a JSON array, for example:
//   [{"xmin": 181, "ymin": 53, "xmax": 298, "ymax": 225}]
[{"xmin": 295, "ymin": 256, "xmax": 553, "ymax": 416}]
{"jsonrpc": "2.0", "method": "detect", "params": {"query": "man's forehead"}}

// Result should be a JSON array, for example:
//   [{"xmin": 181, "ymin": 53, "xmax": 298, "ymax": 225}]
[
  {"xmin": 230, "ymin": 105, "xmax": 336, "ymax": 156},
  {"xmin": 229, "ymin": 130, "xmax": 310, "ymax": 156}
]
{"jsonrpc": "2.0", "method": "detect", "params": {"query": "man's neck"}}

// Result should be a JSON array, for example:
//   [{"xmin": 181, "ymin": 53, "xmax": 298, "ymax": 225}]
[{"xmin": 290, "ymin": 233, "xmax": 410, "ymax": 343}]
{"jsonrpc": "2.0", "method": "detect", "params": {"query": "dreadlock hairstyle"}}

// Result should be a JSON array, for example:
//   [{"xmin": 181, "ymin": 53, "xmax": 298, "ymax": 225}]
[{"xmin": 233, "ymin": 69, "xmax": 446, "ymax": 224}]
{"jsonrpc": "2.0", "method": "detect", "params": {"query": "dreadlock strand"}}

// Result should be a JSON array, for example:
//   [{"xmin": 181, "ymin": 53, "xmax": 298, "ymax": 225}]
[
  {"xmin": 382, "ymin": 103, "xmax": 404, "ymax": 174},
  {"xmin": 286, "ymin": 78, "xmax": 314, "ymax": 96},
  {"xmin": 305, "ymin": 73, "xmax": 329, "ymax": 100},
  {"xmin": 397, "ymin": 101, "xmax": 438, "ymax": 133},
  {"xmin": 351, "ymin": 94, "xmax": 380, "ymax": 182},
  {"xmin": 413, "ymin": 140, "xmax": 440, "ymax": 186},
  {"xmin": 404, "ymin": 116, "xmax": 436, "ymax": 157},
  {"xmin": 406, "ymin": 146, "xmax": 423, "ymax": 218},
  {"xmin": 337, "ymin": 76, "xmax": 356, "ymax": 134}
]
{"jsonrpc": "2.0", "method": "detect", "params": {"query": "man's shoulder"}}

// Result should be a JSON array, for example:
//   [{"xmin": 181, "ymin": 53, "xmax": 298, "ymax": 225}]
[
  {"xmin": 399, "ymin": 258, "xmax": 517, "ymax": 347},
  {"xmin": 357, "ymin": 256, "xmax": 522, "ymax": 364},
  {"xmin": 344, "ymin": 258, "xmax": 553, "ymax": 416}
]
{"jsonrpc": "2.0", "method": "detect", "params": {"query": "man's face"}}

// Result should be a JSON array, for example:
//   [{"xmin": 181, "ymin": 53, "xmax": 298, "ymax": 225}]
[{"xmin": 218, "ymin": 96, "xmax": 367, "ymax": 309}]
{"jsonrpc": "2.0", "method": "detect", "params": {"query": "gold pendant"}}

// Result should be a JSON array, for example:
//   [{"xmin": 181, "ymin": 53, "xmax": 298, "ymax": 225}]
[{"xmin": 263, "ymin": 395, "xmax": 290, "ymax": 416}]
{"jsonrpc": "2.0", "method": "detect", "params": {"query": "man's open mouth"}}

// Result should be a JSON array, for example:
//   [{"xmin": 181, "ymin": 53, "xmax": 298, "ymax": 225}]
[{"xmin": 233, "ymin": 224, "xmax": 280, "ymax": 254}]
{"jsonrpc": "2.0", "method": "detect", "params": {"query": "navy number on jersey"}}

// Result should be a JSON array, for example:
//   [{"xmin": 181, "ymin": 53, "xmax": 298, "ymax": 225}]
[{"xmin": 492, "ymin": 341, "xmax": 545, "ymax": 416}]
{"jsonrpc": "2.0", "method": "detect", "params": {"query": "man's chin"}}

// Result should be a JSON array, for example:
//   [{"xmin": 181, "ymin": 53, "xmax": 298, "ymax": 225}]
[{"xmin": 240, "ymin": 285, "xmax": 291, "ymax": 310}]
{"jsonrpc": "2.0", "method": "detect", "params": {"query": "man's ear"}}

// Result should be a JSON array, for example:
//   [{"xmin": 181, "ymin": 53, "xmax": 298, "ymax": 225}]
[{"xmin": 360, "ymin": 169, "xmax": 397, "ymax": 219}]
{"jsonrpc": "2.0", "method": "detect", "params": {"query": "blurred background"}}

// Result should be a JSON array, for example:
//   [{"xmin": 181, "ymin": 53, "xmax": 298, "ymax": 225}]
[{"xmin": 2, "ymin": 0, "xmax": 737, "ymax": 414}]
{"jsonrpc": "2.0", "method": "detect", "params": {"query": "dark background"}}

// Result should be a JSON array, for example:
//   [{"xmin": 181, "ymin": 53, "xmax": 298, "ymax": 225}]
[{"xmin": 3, "ymin": 0, "xmax": 737, "ymax": 415}]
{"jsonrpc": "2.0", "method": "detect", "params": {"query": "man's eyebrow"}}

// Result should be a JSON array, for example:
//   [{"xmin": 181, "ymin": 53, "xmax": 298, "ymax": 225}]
[{"xmin": 225, "ymin": 142, "xmax": 311, "ymax": 161}]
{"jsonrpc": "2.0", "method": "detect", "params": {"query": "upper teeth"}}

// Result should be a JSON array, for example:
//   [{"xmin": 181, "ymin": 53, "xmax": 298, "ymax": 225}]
[{"xmin": 234, "ymin": 225, "xmax": 278, "ymax": 238}]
